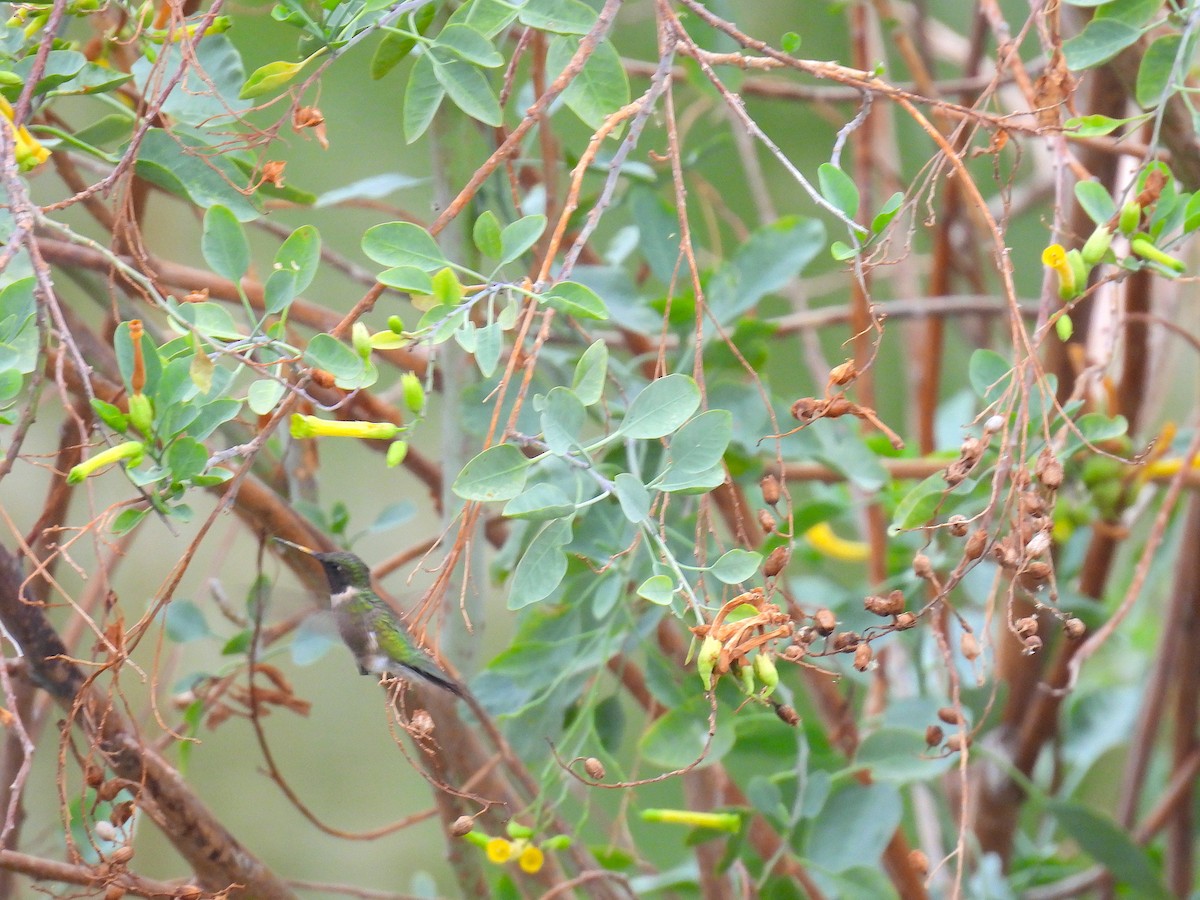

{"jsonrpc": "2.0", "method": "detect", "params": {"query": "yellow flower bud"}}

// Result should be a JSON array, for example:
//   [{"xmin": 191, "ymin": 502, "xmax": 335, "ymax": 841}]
[
  {"xmin": 697, "ymin": 634, "xmax": 722, "ymax": 690},
  {"xmin": 128, "ymin": 392, "xmax": 154, "ymax": 436},
  {"xmin": 289, "ymin": 414, "xmax": 399, "ymax": 440},
  {"xmin": 401, "ymin": 373, "xmax": 425, "ymax": 414},
  {"xmin": 67, "ymin": 441, "xmax": 145, "ymax": 484},
  {"xmin": 1041, "ymin": 244, "xmax": 1077, "ymax": 300},
  {"xmin": 386, "ymin": 440, "xmax": 408, "ymax": 468},
  {"xmin": 753, "ymin": 652, "xmax": 779, "ymax": 697}
]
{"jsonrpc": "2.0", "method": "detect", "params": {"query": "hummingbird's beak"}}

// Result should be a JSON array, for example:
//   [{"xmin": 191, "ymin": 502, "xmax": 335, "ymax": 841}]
[{"xmin": 273, "ymin": 536, "xmax": 316, "ymax": 556}]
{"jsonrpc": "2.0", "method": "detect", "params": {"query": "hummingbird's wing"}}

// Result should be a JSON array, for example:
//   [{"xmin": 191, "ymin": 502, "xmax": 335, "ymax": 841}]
[{"xmin": 374, "ymin": 614, "xmax": 463, "ymax": 696}]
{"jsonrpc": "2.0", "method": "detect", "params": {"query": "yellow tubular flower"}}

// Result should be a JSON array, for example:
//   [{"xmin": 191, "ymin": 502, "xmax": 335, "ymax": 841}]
[
  {"xmin": 1041, "ymin": 244, "xmax": 1077, "ymax": 299},
  {"xmin": 805, "ymin": 522, "xmax": 869, "ymax": 562},
  {"xmin": 289, "ymin": 414, "xmax": 399, "ymax": 440},
  {"xmin": 518, "ymin": 845, "xmax": 544, "ymax": 874},
  {"xmin": 0, "ymin": 95, "xmax": 50, "ymax": 171},
  {"xmin": 485, "ymin": 838, "xmax": 512, "ymax": 864},
  {"xmin": 640, "ymin": 808, "xmax": 742, "ymax": 832}
]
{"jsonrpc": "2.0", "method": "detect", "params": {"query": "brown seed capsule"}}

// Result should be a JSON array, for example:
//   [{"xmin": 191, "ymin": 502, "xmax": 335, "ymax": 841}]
[
  {"xmin": 96, "ymin": 780, "xmax": 124, "ymax": 803},
  {"xmin": 961, "ymin": 632, "xmax": 981, "ymax": 661},
  {"xmin": 1022, "ymin": 635, "xmax": 1043, "ymax": 656},
  {"xmin": 110, "ymin": 801, "xmax": 134, "ymax": 828},
  {"xmin": 853, "ymin": 642, "xmax": 873, "ymax": 671},
  {"xmin": 409, "ymin": 709, "xmax": 434, "ymax": 737},
  {"xmin": 794, "ymin": 625, "xmax": 818, "ymax": 645},
  {"xmin": 948, "ymin": 514, "xmax": 969, "ymax": 537},
  {"xmin": 894, "ymin": 612, "xmax": 917, "ymax": 630},
  {"xmin": 774, "ymin": 703, "xmax": 801, "ymax": 726},
  {"xmin": 909, "ymin": 849, "xmax": 930, "ymax": 876},
  {"xmin": 758, "ymin": 509, "xmax": 777, "ymax": 534},
  {"xmin": 864, "ymin": 590, "xmax": 905, "ymax": 617},
  {"xmin": 105, "ymin": 886, "xmax": 127, "ymax": 900},
  {"xmin": 108, "ymin": 845, "xmax": 134, "ymax": 866},
  {"xmin": 450, "ymin": 816, "xmax": 474, "ymax": 837},
  {"xmin": 760, "ymin": 473, "xmax": 781, "ymax": 506},
  {"xmin": 584, "ymin": 758, "xmax": 606, "ymax": 780},
  {"xmin": 763, "ymin": 546, "xmax": 790, "ymax": 578},
  {"xmin": 945, "ymin": 733, "xmax": 972, "ymax": 753},
  {"xmin": 782, "ymin": 643, "xmax": 807, "ymax": 661},
  {"xmin": 925, "ymin": 725, "xmax": 944, "ymax": 747},
  {"xmin": 1063, "ymin": 617, "xmax": 1085, "ymax": 639},
  {"xmin": 964, "ymin": 529, "xmax": 988, "ymax": 560},
  {"xmin": 85, "ymin": 763, "xmax": 105, "ymax": 788},
  {"xmin": 1036, "ymin": 448, "xmax": 1064, "ymax": 490},
  {"xmin": 937, "ymin": 706, "xmax": 963, "ymax": 725},
  {"xmin": 310, "ymin": 367, "xmax": 337, "ymax": 389},
  {"xmin": 1018, "ymin": 561, "xmax": 1053, "ymax": 591},
  {"xmin": 813, "ymin": 608, "xmax": 837, "ymax": 635},
  {"xmin": 828, "ymin": 359, "xmax": 857, "ymax": 386},
  {"xmin": 832, "ymin": 631, "xmax": 861, "ymax": 652},
  {"xmin": 1014, "ymin": 616, "xmax": 1038, "ymax": 638},
  {"xmin": 791, "ymin": 397, "xmax": 821, "ymax": 422},
  {"xmin": 912, "ymin": 554, "xmax": 934, "ymax": 579}
]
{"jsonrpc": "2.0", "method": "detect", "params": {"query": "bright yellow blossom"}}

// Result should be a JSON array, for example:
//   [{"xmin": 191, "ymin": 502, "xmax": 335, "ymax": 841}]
[{"xmin": 0, "ymin": 95, "xmax": 50, "ymax": 171}]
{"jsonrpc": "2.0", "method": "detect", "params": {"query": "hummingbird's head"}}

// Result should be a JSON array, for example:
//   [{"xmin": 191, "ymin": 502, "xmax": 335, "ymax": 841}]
[{"xmin": 274, "ymin": 538, "xmax": 371, "ymax": 597}]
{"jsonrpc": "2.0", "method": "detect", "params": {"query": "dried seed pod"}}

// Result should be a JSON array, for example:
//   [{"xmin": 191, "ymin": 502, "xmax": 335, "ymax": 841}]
[
  {"xmin": 763, "ymin": 546, "xmax": 790, "ymax": 578},
  {"xmin": 774, "ymin": 703, "xmax": 801, "ymax": 726},
  {"xmin": 912, "ymin": 554, "xmax": 934, "ymax": 579},
  {"xmin": 853, "ymin": 642, "xmax": 873, "ymax": 671},
  {"xmin": 105, "ymin": 886, "xmax": 127, "ymax": 900},
  {"xmin": 758, "ymin": 509, "xmax": 777, "ymax": 533},
  {"xmin": 96, "ymin": 780, "xmax": 124, "ymax": 803},
  {"xmin": 795, "ymin": 625, "xmax": 818, "ymax": 645},
  {"xmin": 829, "ymin": 359, "xmax": 857, "ymax": 386},
  {"xmin": 85, "ymin": 763, "xmax": 105, "ymax": 788},
  {"xmin": 813, "ymin": 608, "xmax": 837, "ymax": 635},
  {"xmin": 894, "ymin": 611, "xmax": 917, "ymax": 630},
  {"xmin": 964, "ymin": 529, "xmax": 988, "ymax": 560},
  {"xmin": 909, "ymin": 849, "xmax": 930, "ymax": 876},
  {"xmin": 760, "ymin": 473, "xmax": 781, "ymax": 506},
  {"xmin": 1063, "ymin": 617, "xmax": 1086, "ymax": 639},
  {"xmin": 108, "ymin": 846, "xmax": 134, "ymax": 866},
  {"xmin": 945, "ymin": 733, "xmax": 972, "ymax": 753},
  {"xmin": 584, "ymin": 758, "xmax": 607, "ymax": 780},
  {"xmin": 1025, "ymin": 531, "xmax": 1051, "ymax": 558},
  {"xmin": 924, "ymin": 725, "xmax": 944, "ymax": 747},
  {"xmin": 409, "ymin": 709, "xmax": 434, "ymax": 737},
  {"xmin": 1022, "ymin": 635, "xmax": 1043, "ymax": 656},
  {"xmin": 961, "ymin": 631, "xmax": 981, "ymax": 661},
  {"xmin": 94, "ymin": 820, "xmax": 119, "ymax": 843},
  {"xmin": 782, "ymin": 643, "xmax": 806, "ymax": 662},
  {"xmin": 110, "ymin": 801, "xmax": 134, "ymax": 828},
  {"xmin": 832, "ymin": 631, "xmax": 861, "ymax": 652},
  {"xmin": 1036, "ymin": 448, "xmax": 1064, "ymax": 489},
  {"xmin": 992, "ymin": 539, "xmax": 1020, "ymax": 570},
  {"xmin": 947, "ymin": 514, "xmax": 969, "ymax": 537},
  {"xmin": 983, "ymin": 415, "xmax": 1005, "ymax": 435},
  {"xmin": 1014, "ymin": 616, "xmax": 1039, "ymax": 638},
  {"xmin": 864, "ymin": 590, "xmax": 905, "ymax": 617},
  {"xmin": 1018, "ymin": 561, "xmax": 1053, "ymax": 591},
  {"xmin": 310, "ymin": 368, "xmax": 337, "ymax": 389},
  {"xmin": 937, "ymin": 707, "xmax": 963, "ymax": 725},
  {"xmin": 791, "ymin": 397, "xmax": 821, "ymax": 422},
  {"xmin": 450, "ymin": 816, "xmax": 474, "ymax": 837}
]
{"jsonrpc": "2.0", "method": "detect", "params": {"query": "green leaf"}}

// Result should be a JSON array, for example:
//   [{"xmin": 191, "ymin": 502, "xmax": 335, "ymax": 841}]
[
  {"xmin": 542, "ymin": 281, "xmax": 608, "ymax": 320},
  {"xmin": 431, "ymin": 53, "xmax": 502, "ymax": 126},
  {"xmin": 572, "ymin": 340, "xmax": 608, "ymax": 406},
  {"xmin": 1047, "ymin": 801, "xmax": 1166, "ymax": 897},
  {"xmin": 473, "ymin": 210, "xmax": 503, "ymax": 258},
  {"xmin": 201, "ymin": 205, "xmax": 250, "ymax": 283},
  {"xmin": 669, "ymin": 410, "xmax": 732, "ymax": 474},
  {"xmin": 708, "ymin": 216, "xmax": 826, "ymax": 327},
  {"xmin": 167, "ymin": 437, "xmax": 209, "ymax": 483},
  {"xmin": 164, "ymin": 599, "xmax": 210, "ymax": 643},
  {"xmin": 508, "ymin": 518, "xmax": 572, "ymax": 609},
  {"xmin": 503, "ymin": 484, "xmax": 576, "ymax": 520},
  {"xmin": 247, "ymin": 379, "xmax": 285, "ymax": 415},
  {"xmin": 1136, "ymin": 34, "xmax": 1181, "ymax": 108},
  {"xmin": 378, "ymin": 266, "xmax": 434, "ymax": 294},
  {"xmin": 239, "ymin": 59, "xmax": 307, "ymax": 99},
  {"xmin": 1075, "ymin": 412, "xmax": 1128, "ymax": 444},
  {"xmin": 889, "ymin": 472, "xmax": 950, "ymax": 534},
  {"xmin": 1075, "ymin": 180, "xmax": 1116, "ymax": 225},
  {"xmin": 1064, "ymin": 113, "xmax": 1149, "ymax": 137},
  {"xmin": 371, "ymin": 3, "xmax": 437, "ymax": 79},
  {"xmin": 474, "ymin": 322, "xmax": 503, "ymax": 377},
  {"xmin": 640, "ymin": 698, "xmax": 734, "ymax": 769},
  {"xmin": 499, "ymin": 214, "xmax": 547, "ymax": 265},
  {"xmin": 709, "ymin": 548, "xmax": 762, "ymax": 585},
  {"xmin": 547, "ymin": 37, "xmax": 630, "ymax": 132},
  {"xmin": 275, "ymin": 225, "xmax": 320, "ymax": 294},
  {"xmin": 452, "ymin": 444, "xmax": 532, "ymax": 501},
  {"xmin": 135, "ymin": 129, "xmax": 261, "ymax": 221},
  {"xmin": 1062, "ymin": 19, "xmax": 1142, "ymax": 70},
  {"xmin": 620, "ymin": 374, "xmax": 700, "ymax": 439},
  {"xmin": 112, "ymin": 507, "xmax": 148, "ymax": 535},
  {"xmin": 362, "ymin": 221, "xmax": 447, "ymax": 270},
  {"xmin": 637, "ymin": 574, "xmax": 675, "ymax": 605},
  {"xmin": 173, "ymin": 301, "xmax": 243, "ymax": 340},
  {"xmin": 435, "ymin": 24, "xmax": 504, "ymax": 68},
  {"xmin": 517, "ymin": 0, "xmax": 597, "ymax": 35},
  {"xmin": 90, "ymin": 398, "xmax": 128, "ymax": 433},
  {"xmin": 804, "ymin": 783, "xmax": 902, "ymax": 873},
  {"xmin": 403, "ymin": 53, "xmax": 445, "ymax": 143},
  {"xmin": 613, "ymin": 473, "xmax": 650, "ymax": 523},
  {"xmin": 817, "ymin": 163, "xmax": 860, "ymax": 220},
  {"xmin": 855, "ymin": 728, "xmax": 955, "ymax": 783},
  {"xmin": 656, "ymin": 465, "xmax": 725, "ymax": 495},
  {"xmin": 871, "ymin": 191, "xmax": 904, "ymax": 233},
  {"xmin": 968, "ymin": 348, "xmax": 1012, "ymax": 402},
  {"xmin": 263, "ymin": 269, "xmax": 297, "ymax": 316},
  {"xmin": 541, "ymin": 386, "xmax": 586, "ymax": 454},
  {"xmin": 302, "ymin": 333, "xmax": 367, "ymax": 388}
]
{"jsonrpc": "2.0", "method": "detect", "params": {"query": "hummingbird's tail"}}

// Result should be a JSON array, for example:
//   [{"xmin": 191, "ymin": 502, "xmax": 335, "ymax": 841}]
[{"xmin": 404, "ymin": 663, "xmax": 463, "ymax": 697}]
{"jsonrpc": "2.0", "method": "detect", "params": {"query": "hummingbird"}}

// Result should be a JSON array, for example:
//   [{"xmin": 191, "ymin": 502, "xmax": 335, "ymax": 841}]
[{"xmin": 274, "ymin": 538, "xmax": 462, "ymax": 696}]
